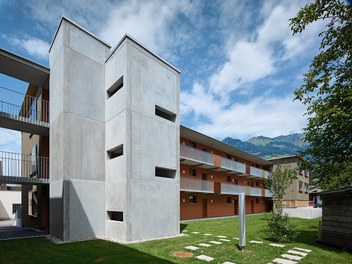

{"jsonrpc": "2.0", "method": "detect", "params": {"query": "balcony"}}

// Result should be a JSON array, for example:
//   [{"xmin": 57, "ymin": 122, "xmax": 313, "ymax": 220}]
[
  {"xmin": 249, "ymin": 186, "xmax": 262, "ymax": 197},
  {"xmin": 180, "ymin": 145, "xmax": 215, "ymax": 169},
  {"xmin": 221, "ymin": 182, "xmax": 246, "ymax": 195},
  {"xmin": 218, "ymin": 157, "xmax": 246, "ymax": 174},
  {"xmin": 0, "ymin": 86, "xmax": 49, "ymax": 136},
  {"xmin": 180, "ymin": 177, "xmax": 214, "ymax": 193},
  {"xmin": 249, "ymin": 166, "xmax": 270, "ymax": 179},
  {"xmin": 0, "ymin": 151, "xmax": 49, "ymax": 185},
  {"xmin": 265, "ymin": 189, "xmax": 273, "ymax": 198}
]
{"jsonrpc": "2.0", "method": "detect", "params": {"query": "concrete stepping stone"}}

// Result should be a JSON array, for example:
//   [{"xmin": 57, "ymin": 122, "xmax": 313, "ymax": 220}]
[
  {"xmin": 233, "ymin": 237, "xmax": 239, "ymax": 240},
  {"xmin": 185, "ymin": 246, "xmax": 199, "ymax": 251},
  {"xmin": 269, "ymin": 243, "xmax": 285, "ymax": 248},
  {"xmin": 204, "ymin": 233, "xmax": 213, "ymax": 236},
  {"xmin": 223, "ymin": 262, "xmax": 236, "ymax": 264},
  {"xmin": 183, "ymin": 230, "xmax": 188, "ymax": 232},
  {"xmin": 199, "ymin": 243, "xmax": 212, "ymax": 247},
  {"xmin": 217, "ymin": 235, "xmax": 227, "ymax": 238},
  {"xmin": 293, "ymin": 247, "xmax": 312, "ymax": 253},
  {"xmin": 196, "ymin": 255, "xmax": 214, "ymax": 262},
  {"xmin": 281, "ymin": 254, "xmax": 303, "ymax": 261},
  {"xmin": 219, "ymin": 238, "xmax": 231, "ymax": 242},
  {"xmin": 249, "ymin": 240, "xmax": 263, "ymax": 244},
  {"xmin": 272, "ymin": 258, "xmax": 297, "ymax": 264},
  {"xmin": 209, "ymin": 241, "xmax": 222, "ymax": 244},
  {"xmin": 192, "ymin": 232, "xmax": 200, "ymax": 234},
  {"xmin": 287, "ymin": 250, "xmax": 308, "ymax": 257}
]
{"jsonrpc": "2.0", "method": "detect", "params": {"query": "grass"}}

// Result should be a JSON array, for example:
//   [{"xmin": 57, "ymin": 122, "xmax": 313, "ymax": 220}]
[{"xmin": 0, "ymin": 214, "xmax": 351, "ymax": 263}]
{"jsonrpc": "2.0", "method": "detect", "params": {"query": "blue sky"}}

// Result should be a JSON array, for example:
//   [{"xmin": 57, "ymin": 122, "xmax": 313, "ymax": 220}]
[{"xmin": 0, "ymin": 0, "xmax": 325, "ymax": 154}]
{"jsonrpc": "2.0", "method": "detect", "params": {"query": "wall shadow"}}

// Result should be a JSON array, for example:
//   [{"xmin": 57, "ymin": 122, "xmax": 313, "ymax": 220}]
[
  {"xmin": 180, "ymin": 223, "xmax": 188, "ymax": 232},
  {"xmin": 0, "ymin": 200, "xmax": 10, "ymax": 220}
]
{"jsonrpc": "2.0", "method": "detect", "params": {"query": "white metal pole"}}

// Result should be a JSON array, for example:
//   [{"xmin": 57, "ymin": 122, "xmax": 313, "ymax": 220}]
[{"xmin": 239, "ymin": 193, "xmax": 246, "ymax": 250}]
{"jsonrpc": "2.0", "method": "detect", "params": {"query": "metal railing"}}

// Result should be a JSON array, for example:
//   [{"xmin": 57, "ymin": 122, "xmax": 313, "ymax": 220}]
[
  {"xmin": 0, "ymin": 86, "xmax": 49, "ymax": 124},
  {"xmin": 0, "ymin": 151, "xmax": 49, "ymax": 182},
  {"xmin": 220, "ymin": 157, "xmax": 246, "ymax": 173},
  {"xmin": 265, "ymin": 189, "xmax": 273, "ymax": 197},
  {"xmin": 180, "ymin": 144, "xmax": 214, "ymax": 165},
  {"xmin": 221, "ymin": 183, "xmax": 246, "ymax": 195},
  {"xmin": 250, "ymin": 187, "xmax": 262, "ymax": 197},
  {"xmin": 250, "ymin": 166, "xmax": 270, "ymax": 178},
  {"xmin": 180, "ymin": 177, "xmax": 214, "ymax": 193}
]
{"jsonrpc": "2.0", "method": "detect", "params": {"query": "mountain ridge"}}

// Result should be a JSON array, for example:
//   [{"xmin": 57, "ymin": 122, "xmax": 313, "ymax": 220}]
[{"xmin": 223, "ymin": 133, "xmax": 307, "ymax": 159}]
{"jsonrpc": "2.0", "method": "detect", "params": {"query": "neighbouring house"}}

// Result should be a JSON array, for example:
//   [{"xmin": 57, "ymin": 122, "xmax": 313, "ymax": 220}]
[
  {"xmin": 268, "ymin": 155, "xmax": 309, "ymax": 207},
  {"xmin": 0, "ymin": 16, "xmax": 274, "ymax": 244},
  {"xmin": 0, "ymin": 185, "xmax": 21, "ymax": 220},
  {"xmin": 318, "ymin": 187, "xmax": 352, "ymax": 251}
]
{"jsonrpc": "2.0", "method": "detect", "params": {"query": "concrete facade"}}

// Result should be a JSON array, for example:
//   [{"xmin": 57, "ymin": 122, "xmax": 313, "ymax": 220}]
[
  {"xmin": 48, "ymin": 17, "xmax": 179, "ymax": 243},
  {"xmin": 0, "ymin": 189, "xmax": 21, "ymax": 220}
]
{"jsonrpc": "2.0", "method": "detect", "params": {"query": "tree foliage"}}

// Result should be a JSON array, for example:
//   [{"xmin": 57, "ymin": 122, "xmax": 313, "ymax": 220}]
[
  {"xmin": 290, "ymin": 0, "xmax": 352, "ymax": 190},
  {"xmin": 264, "ymin": 166, "xmax": 297, "ymax": 243}
]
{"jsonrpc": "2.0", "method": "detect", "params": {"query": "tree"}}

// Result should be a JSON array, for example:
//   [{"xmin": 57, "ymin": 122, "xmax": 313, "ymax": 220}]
[
  {"xmin": 264, "ymin": 165, "xmax": 297, "ymax": 243},
  {"xmin": 290, "ymin": 0, "xmax": 352, "ymax": 190}
]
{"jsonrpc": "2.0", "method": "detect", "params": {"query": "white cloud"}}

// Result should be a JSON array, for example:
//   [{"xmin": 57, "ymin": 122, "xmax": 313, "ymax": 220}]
[
  {"xmin": 0, "ymin": 128, "xmax": 21, "ymax": 153},
  {"xmin": 3, "ymin": 35, "xmax": 49, "ymax": 60}
]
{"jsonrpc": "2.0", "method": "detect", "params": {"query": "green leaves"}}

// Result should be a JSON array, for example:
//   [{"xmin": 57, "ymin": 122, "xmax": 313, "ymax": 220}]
[{"xmin": 290, "ymin": 0, "xmax": 352, "ymax": 190}]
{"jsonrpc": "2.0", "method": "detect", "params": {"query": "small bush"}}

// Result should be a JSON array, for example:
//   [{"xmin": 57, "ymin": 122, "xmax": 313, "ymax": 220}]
[{"xmin": 266, "ymin": 207, "xmax": 297, "ymax": 243}]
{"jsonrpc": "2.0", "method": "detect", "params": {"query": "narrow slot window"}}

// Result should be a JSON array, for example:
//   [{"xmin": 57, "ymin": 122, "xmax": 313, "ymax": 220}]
[
  {"xmin": 155, "ymin": 105, "xmax": 176, "ymax": 122},
  {"xmin": 155, "ymin": 167, "xmax": 176, "ymax": 179},
  {"xmin": 107, "ymin": 76, "xmax": 123, "ymax": 98},
  {"xmin": 107, "ymin": 145, "xmax": 123, "ymax": 159},
  {"xmin": 107, "ymin": 211, "xmax": 123, "ymax": 222},
  {"xmin": 189, "ymin": 195, "xmax": 197, "ymax": 204},
  {"xmin": 226, "ymin": 197, "xmax": 232, "ymax": 204},
  {"xmin": 189, "ymin": 168, "xmax": 196, "ymax": 177}
]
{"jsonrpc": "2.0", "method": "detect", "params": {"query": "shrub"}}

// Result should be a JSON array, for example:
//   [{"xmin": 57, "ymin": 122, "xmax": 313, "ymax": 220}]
[{"xmin": 266, "ymin": 207, "xmax": 297, "ymax": 243}]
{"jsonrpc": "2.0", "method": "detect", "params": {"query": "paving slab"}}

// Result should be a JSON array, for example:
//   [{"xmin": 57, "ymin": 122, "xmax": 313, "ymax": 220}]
[
  {"xmin": 217, "ymin": 235, "xmax": 227, "ymax": 238},
  {"xmin": 281, "ymin": 254, "xmax": 303, "ymax": 261},
  {"xmin": 192, "ymin": 232, "xmax": 200, "ymax": 234},
  {"xmin": 272, "ymin": 258, "xmax": 297, "ymax": 264},
  {"xmin": 287, "ymin": 250, "xmax": 308, "ymax": 257},
  {"xmin": 196, "ymin": 255, "xmax": 214, "ymax": 262},
  {"xmin": 209, "ymin": 241, "xmax": 222, "ymax": 245},
  {"xmin": 204, "ymin": 233, "xmax": 213, "ymax": 236},
  {"xmin": 185, "ymin": 246, "xmax": 199, "ymax": 251},
  {"xmin": 293, "ymin": 247, "xmax": 312, "ymax": 253},
  {"xmin": 269, "ymin": 243, "xmax": 285, "ymax": 248},
  {"xmin": 199, "ymin": 243, "xmax": 212, "ymax": 247},
  {"xmin": 219, "ymin": 238, "xmax": 231, "ymax": 242},
  {"xmin": 249, "ymin": 240, "xmax": 263, "ymax": 244},
  {"xmin": 223, "ymin": 262, "xmax": 236, "ymax": 264},
  {"xmin": 233, "ymin": 237, "xmax": 239, "ymax": 240}
]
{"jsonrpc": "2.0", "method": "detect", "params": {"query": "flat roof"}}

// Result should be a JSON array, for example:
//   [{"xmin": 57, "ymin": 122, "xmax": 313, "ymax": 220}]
[
  {"xmin": 180, "ymin": 125, "xmax": 272, "ymax": 166},
  {"xmin": 106, "ymin": 34, "xmax": 180, "ymax": 74},
  {"xmin": 268, "ymin": 155, "xmax": 306, "ymax": 162},
  {"xmin": 0, "ymin": 48, "xmax": 49, "ymax": 88},
  {"xmin": 319, "ymin": 186, "xmax": 352, "ymax": 196}
]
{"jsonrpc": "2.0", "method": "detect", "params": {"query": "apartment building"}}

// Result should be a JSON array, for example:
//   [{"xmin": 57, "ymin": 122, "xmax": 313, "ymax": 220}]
[
  {"xmin": 0, "ymin": 17, "xmax": 274, "ymax": 243},
  {"xmin": 180, "ymin": 126, "xmax": 273, "ymax": 219},
  {"xmin": 268, "ymin": 156, "xmax": 309, "ymax": 207}
]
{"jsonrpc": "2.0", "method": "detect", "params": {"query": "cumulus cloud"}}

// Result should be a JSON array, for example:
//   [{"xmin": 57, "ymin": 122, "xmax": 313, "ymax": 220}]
[
  {"xmin": 0, "ymin": 128, "xmax": 21, "ymax": 153},
  {"xmin": 3, "ymin": 34, "xmax": 50, "ymax": 60}
]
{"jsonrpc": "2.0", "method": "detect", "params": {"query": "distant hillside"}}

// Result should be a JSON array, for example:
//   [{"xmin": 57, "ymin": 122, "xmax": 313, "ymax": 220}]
[{"xmin": 223, "ymin": 133, "xmax": 307, "ymax": 159}]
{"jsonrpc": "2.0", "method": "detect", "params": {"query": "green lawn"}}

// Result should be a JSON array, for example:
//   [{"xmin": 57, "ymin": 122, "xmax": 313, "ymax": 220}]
[{"xmin": 0, "ymin": 214, "xmax": 351, "ymax": 264}]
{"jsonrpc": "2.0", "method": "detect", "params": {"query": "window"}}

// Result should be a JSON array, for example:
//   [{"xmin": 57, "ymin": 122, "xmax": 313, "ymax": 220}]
[
  {"xmin": 107, "ymin": 145, "xmax": 123, "ymax": 159},
  {"xmin": 107, "ymin": 76, "xmax": 123, "ymax": 98},
  {"xmin": 189, "ymin": 195, "xmax": 197, "ymax": 204},
  {"xmin": 226, "ymin": 197, "xmax": 232, "ymax": 204},
  {"xmin": 256, "ymin": 181, "xmax": 259, "ymax": 187},
  {"xmin": 256, "ymin": 198, "xmax": 259, "ymax": 204},
  {"xmin": 304, "ymin": 183, "xmax": 309, "ymax": 193},
  {"xmin": 155, "ymin": 105, "xmax": 176, "ymax": 122},
  {"xmin": 234, "ymin": 179, "xmax": 238, "ymax": 185},
  {"xmin": 155, "ymin": 167, "xmax": 176, "ymax": 179},
  {"xmin": 299, "ymin": 180, "xmax": 303, "ymax": 193},
  {"xmin": 12, "ymin": 204, "xmax": 21, "ymax": 214},
  {"xmin": 189, "ymin": 168, "xmax": 196, "ymax": 177},
  {"xmin": 28, "ymin": 189, "xmax": 38, "ymax": 217},
  {"xmin": 189, "ymin": 142, "xmax": 196, "ymax": 148},
  {"xmin": 30, "ymin": 145, "xmax": 37, "ymax": 177},
  {"xmin": 107, "ymin": 211, "xmax": 123, "ymax": 222},
  {"xmin": 226, "ymin": 176, "xmax": 231, "ymax": 182}
]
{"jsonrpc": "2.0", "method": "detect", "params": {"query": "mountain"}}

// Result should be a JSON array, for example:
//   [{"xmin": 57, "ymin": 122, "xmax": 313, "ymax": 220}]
[{"xmin": 222, "ymin": 133, "xmax": 307, "ymax": 159}]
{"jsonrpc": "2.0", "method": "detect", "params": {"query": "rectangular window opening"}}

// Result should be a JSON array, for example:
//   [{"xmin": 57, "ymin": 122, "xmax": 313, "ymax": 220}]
[
  {"xmin": 155, "ymin": 105, "xmax": 176, "ymax": 122},
  {"xmin": 107, "ymin": 145, "xmax": 123, "ymax": 159},
  {"xmin": 226, "ymin": 197, "xmax": 232, "ymax": 204},
  {"xmin": 107, "ymin": 211, "xmax": 123, "ymax": 222},
  {"xmin": 107, "ymin": 76, "xmax": 123, "ymax": 98},
  {"xmin": 189, "ymin": 168, "xmax": 197, "ymax": 177},
  {"xmin": 256, "ymin": 198, "xmax": 259, "ymax": 204},
  {"xmin": 155, "ymin": 167, "xmax": 176, "ymax": 179},
  {"xmin": 226, "ymin": 176, "xmax": 231, "ymax": 182},
  {"xmin": 189, "ymin": 195, "xmax": 197, "ymax": 204}
]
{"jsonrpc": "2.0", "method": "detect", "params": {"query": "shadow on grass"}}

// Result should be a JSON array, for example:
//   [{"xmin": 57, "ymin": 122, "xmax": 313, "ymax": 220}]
[
  {"xmin": 180, "ymin": 223, "xmax": 188, "ymax": 232},
  {"xmin": 0, "ymin": 237, "xmax": 174, "ymax": 264}
]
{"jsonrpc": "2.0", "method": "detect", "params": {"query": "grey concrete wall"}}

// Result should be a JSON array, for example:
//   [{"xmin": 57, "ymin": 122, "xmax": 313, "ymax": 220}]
[
  {"xmin": 49, "ymin": 18, "xmax": 110, "ymax": 241},
  {"xmin": 104, "ymin": 38, "xmax": 180, "ymax": 242}
]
